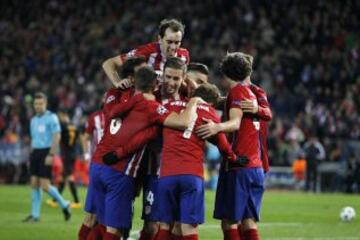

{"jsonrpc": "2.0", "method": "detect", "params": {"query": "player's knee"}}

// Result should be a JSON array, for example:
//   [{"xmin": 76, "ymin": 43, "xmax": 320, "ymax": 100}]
[
  {"xmin": 106, "ymin": 226, "xmax": 121, "ymax": 236},
  {"xmin": 40, "ymin": 182, "xmax": 49, "ymax": 192},
  {"xmin": 159, "ymin": 222, "xmax": 170, "ymax": 230},
  {"xmin": 241, "ymin": 218, "xmax": 257, "ymax": 230},
  {"xmin": 144, "ymin": 221, "xmax": 159, "ymax": 235},
  {"xmin": 221, "ymin": 219, "xmax": 238, "ymax": 231},
  {"xmin": 83, "ymin": 213, "xmax": 97, "ymax": 227},
  {"xmin": 181, "ymin": 223, "xmax": 198, "ymax": 235}
]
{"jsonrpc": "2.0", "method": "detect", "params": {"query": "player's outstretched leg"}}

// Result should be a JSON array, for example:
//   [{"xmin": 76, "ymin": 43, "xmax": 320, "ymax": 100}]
[
  {"xmin": 41, "ymin": 178, "xmax": 71, "ymax": 221},
  {"xmin": 23, "ymin": 186, "xmax": 42, "ymax": 223},
  {"xmin": 23, "ymin": 176, "xmax": 42, "ymax": 223}
]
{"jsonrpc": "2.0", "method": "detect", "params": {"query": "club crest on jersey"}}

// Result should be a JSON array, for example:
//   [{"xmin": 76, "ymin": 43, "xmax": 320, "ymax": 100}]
[
  {"xmin": 127, "ymin": 49, "xmax": 136, "ymax": 57},
  {"xmin": 106, "ymin": 95, "xmax": 115, "ymax": 104},
  {"xmin": 157, "ymin": 106, "xmax": 168, "ymax": 115}
]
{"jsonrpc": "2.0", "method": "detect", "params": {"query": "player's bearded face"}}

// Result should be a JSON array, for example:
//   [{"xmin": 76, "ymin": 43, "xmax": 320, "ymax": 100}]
[
  {"xmin": 159, "ymin": 29, "xmax": 182, "ymax": 57},
  {"xmin": 163, "ymin": 68, "xmax": 184, "ymax": 96}
]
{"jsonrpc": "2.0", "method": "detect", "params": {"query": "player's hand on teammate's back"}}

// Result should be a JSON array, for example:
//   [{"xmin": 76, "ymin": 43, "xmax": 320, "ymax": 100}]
[
  {"xmin": 115, "ymin": 78, "xmax": 133, "ymax": 89},
  {"xmin": 102, "ymin": 151, "xmax": 120, "ymax": 165},
  {"xmin": 240, "ymin": 99, "xmax": 258, "ymax": 114},
  {"xmin": 44, "ymin": 155, "xmax": 54, "ymax": 166},
  {"xmin": 196, "ymin": 118, "xmax": 220, "ymax": 139}
]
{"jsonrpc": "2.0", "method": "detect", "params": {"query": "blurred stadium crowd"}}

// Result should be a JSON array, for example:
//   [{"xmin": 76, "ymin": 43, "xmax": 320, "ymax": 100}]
[{"xmin": 0, "ymin": 0, "xmax": 359, "ymax": 191}]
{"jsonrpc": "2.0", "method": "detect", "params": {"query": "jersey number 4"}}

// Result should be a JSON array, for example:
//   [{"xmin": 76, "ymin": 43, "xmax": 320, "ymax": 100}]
[{"xmin": 146, "ymin": 191, "xmax": 154, "ymax": 205}]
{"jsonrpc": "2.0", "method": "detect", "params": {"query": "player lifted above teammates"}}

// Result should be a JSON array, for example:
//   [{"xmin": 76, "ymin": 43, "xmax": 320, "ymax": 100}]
[{"xmin": 103, "ymin": 18, "xmax": 189, "ymax": 88}]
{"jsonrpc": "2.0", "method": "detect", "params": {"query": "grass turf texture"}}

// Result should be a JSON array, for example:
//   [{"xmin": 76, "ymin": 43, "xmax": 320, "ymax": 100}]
[{"xmin": 0, "ymin": 185, "xmax": 359, "ymax": 239}]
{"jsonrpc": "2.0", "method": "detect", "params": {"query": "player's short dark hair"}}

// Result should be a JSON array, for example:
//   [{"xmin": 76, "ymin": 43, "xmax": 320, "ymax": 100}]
[
  {"xmin": 164, "ymin": 57, "xmax": 187, "ymax": 73},
  {"xmin": 220, "ymin": 52, "xmax": 253, "ymax": 81},
  {"xmin": 34, "ymin": 92, "xmax": 47, "ymax": 101},
  {"xmin": 192, "ymin": 83, "xmax": 220, "ymax": 105},
  {"xmin": 158, "ymin": 18, "xmax": 185, "ymax": 38},
  {"xmin": 187, "ymin": 62, "xmax": 209, "ymax": 75},
  {"xmin": 134, "ymin": 66, "xmax": 157, "ymax": 92},
  {"xmin": 120, "ymin": 56, "xmax": 146, "ymax": 79}
]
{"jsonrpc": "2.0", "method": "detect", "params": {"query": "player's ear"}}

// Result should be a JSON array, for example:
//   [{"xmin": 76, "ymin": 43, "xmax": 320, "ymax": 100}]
[
  {"xmin": 129, "ymin": 76, "xmax": 135, "ymax": 83},
  {"xmin": 158, "ymin": 35, "xmax": 162, "ymax": 42}
]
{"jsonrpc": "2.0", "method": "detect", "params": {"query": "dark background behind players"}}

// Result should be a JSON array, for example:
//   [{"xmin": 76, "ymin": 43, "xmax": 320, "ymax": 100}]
[{"xmin": 0, "ymin": 0, "xmax": 359, "ymax": 192}]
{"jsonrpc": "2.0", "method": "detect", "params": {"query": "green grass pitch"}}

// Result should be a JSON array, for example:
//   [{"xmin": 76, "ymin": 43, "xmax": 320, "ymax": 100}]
[{"xmin": 0, "ymin": 185, "xmax": 359, "ymax": 239}]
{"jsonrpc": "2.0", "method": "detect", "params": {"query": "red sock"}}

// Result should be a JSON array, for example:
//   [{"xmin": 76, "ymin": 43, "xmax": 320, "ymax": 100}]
[
  {"xmin": 140, "ymin": 229, "xmax": 157, "ymax": 240},
  {"xmin": 243, "ymin": 229, "xmax": 259, "ymax": 240},
  {"xmin": 181, "ymin": 234, "xmax": 198, "ymax": 240},
  {"xmin": 140, "ymin": 229, "xmax": 148, "ymax": 240},
  {"xmin": 98, "ymin": 224, "xmax": 106, "ymax": 237},
  {"xmin": 237, "ymin": 225, "xmax": 242, "ymax": 240},
  {"xmin": 155, "ymin": 229, "xmax": 171, "ymax": 240},
  {"xmin": 103, "ymin": 232, "xmax": 120, "ymax": 240},
  {"xmin": 87, "ymin": 224, "xmax": 104, "ymax": 240},
  {"xmin": 171, "ymin": 234, "xmax": 182, "ymax": 240},
  {"xmin": 78, "ymin": 224, "xmax": 91, "ymax": 240},
  {"xmin": 224, "ymin": 229, "xmax": 240, "ymax": 240}
]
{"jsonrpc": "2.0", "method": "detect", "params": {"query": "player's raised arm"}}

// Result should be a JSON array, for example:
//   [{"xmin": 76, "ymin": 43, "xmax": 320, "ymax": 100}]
[
  {"xmin": 196, "ymin": 108, "xmax": 242, "ymax": 139},
  {"xmin": 163, "ymin": 97, "xmax": 203, "ymax": 130},
  {"xmin": 102, "ymin": 55, "xmax": 123, "ymax": 87}
]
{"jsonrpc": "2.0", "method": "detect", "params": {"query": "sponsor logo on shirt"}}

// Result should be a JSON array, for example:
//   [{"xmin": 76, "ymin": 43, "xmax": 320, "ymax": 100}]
[
  {"xmin": 106, "ymin": 95, "xmax": 115, "ymax": 104},
  {"xmin": 127, "ymin": 49, "xmax": 136, "ymax": 57}
]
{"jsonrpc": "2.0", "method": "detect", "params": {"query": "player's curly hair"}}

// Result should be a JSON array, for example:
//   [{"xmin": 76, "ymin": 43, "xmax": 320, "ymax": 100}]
[
  {"xmin": 193, "ymin": 83, "xmax": 220, "ymax": 105},
  {"xmin": 158, "ymin": 18, "xmax": 185, "ymax": 38},
  {"xmin": 220, "ymin": 52, "xmax": 253, "ymax": 81},
  {"xmin": 134, "ymin": 66, "xmax": 157, "ymax": 92}
]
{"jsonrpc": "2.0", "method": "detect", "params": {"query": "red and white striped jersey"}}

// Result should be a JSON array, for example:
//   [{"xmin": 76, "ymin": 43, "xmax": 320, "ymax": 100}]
[
  {"xmin": 120, "ymin": 42, "xmax": 190, "ymax": 83},
  {"xmin": 85, "ymin": 110, "xmax": 105, "ymax": 155}
]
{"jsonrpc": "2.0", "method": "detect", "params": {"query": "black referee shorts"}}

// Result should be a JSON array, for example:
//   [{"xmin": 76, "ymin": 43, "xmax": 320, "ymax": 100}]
[{"xmin": 30, "ymin": 148, "xmax": 52, "ymax": 179}]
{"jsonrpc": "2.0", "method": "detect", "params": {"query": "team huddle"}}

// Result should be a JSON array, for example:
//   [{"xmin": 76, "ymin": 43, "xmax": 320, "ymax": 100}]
[{"xmin": 75, "ymin": 18, "xmax": 272, "ymax": 240}]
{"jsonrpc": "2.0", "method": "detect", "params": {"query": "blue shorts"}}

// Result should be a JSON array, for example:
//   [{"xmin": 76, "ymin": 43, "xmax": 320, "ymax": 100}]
[
  {"xmin": 157, "ymin": 175, "xmax": 204, "ymax": 224},
  {"xmin": 142, "ymin": 175, "xmax": 159, "ymax": 221},
  {"xmin": 84, "ymin": 163, "xmax": 97, "ymax": 214},
  {"xmin": 87, "ymin": 163, "xmax": 135, "ymax": 229},
  {"xmin": 214, "ymin": 168, "xmax": 265, "ymax": 222}
]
